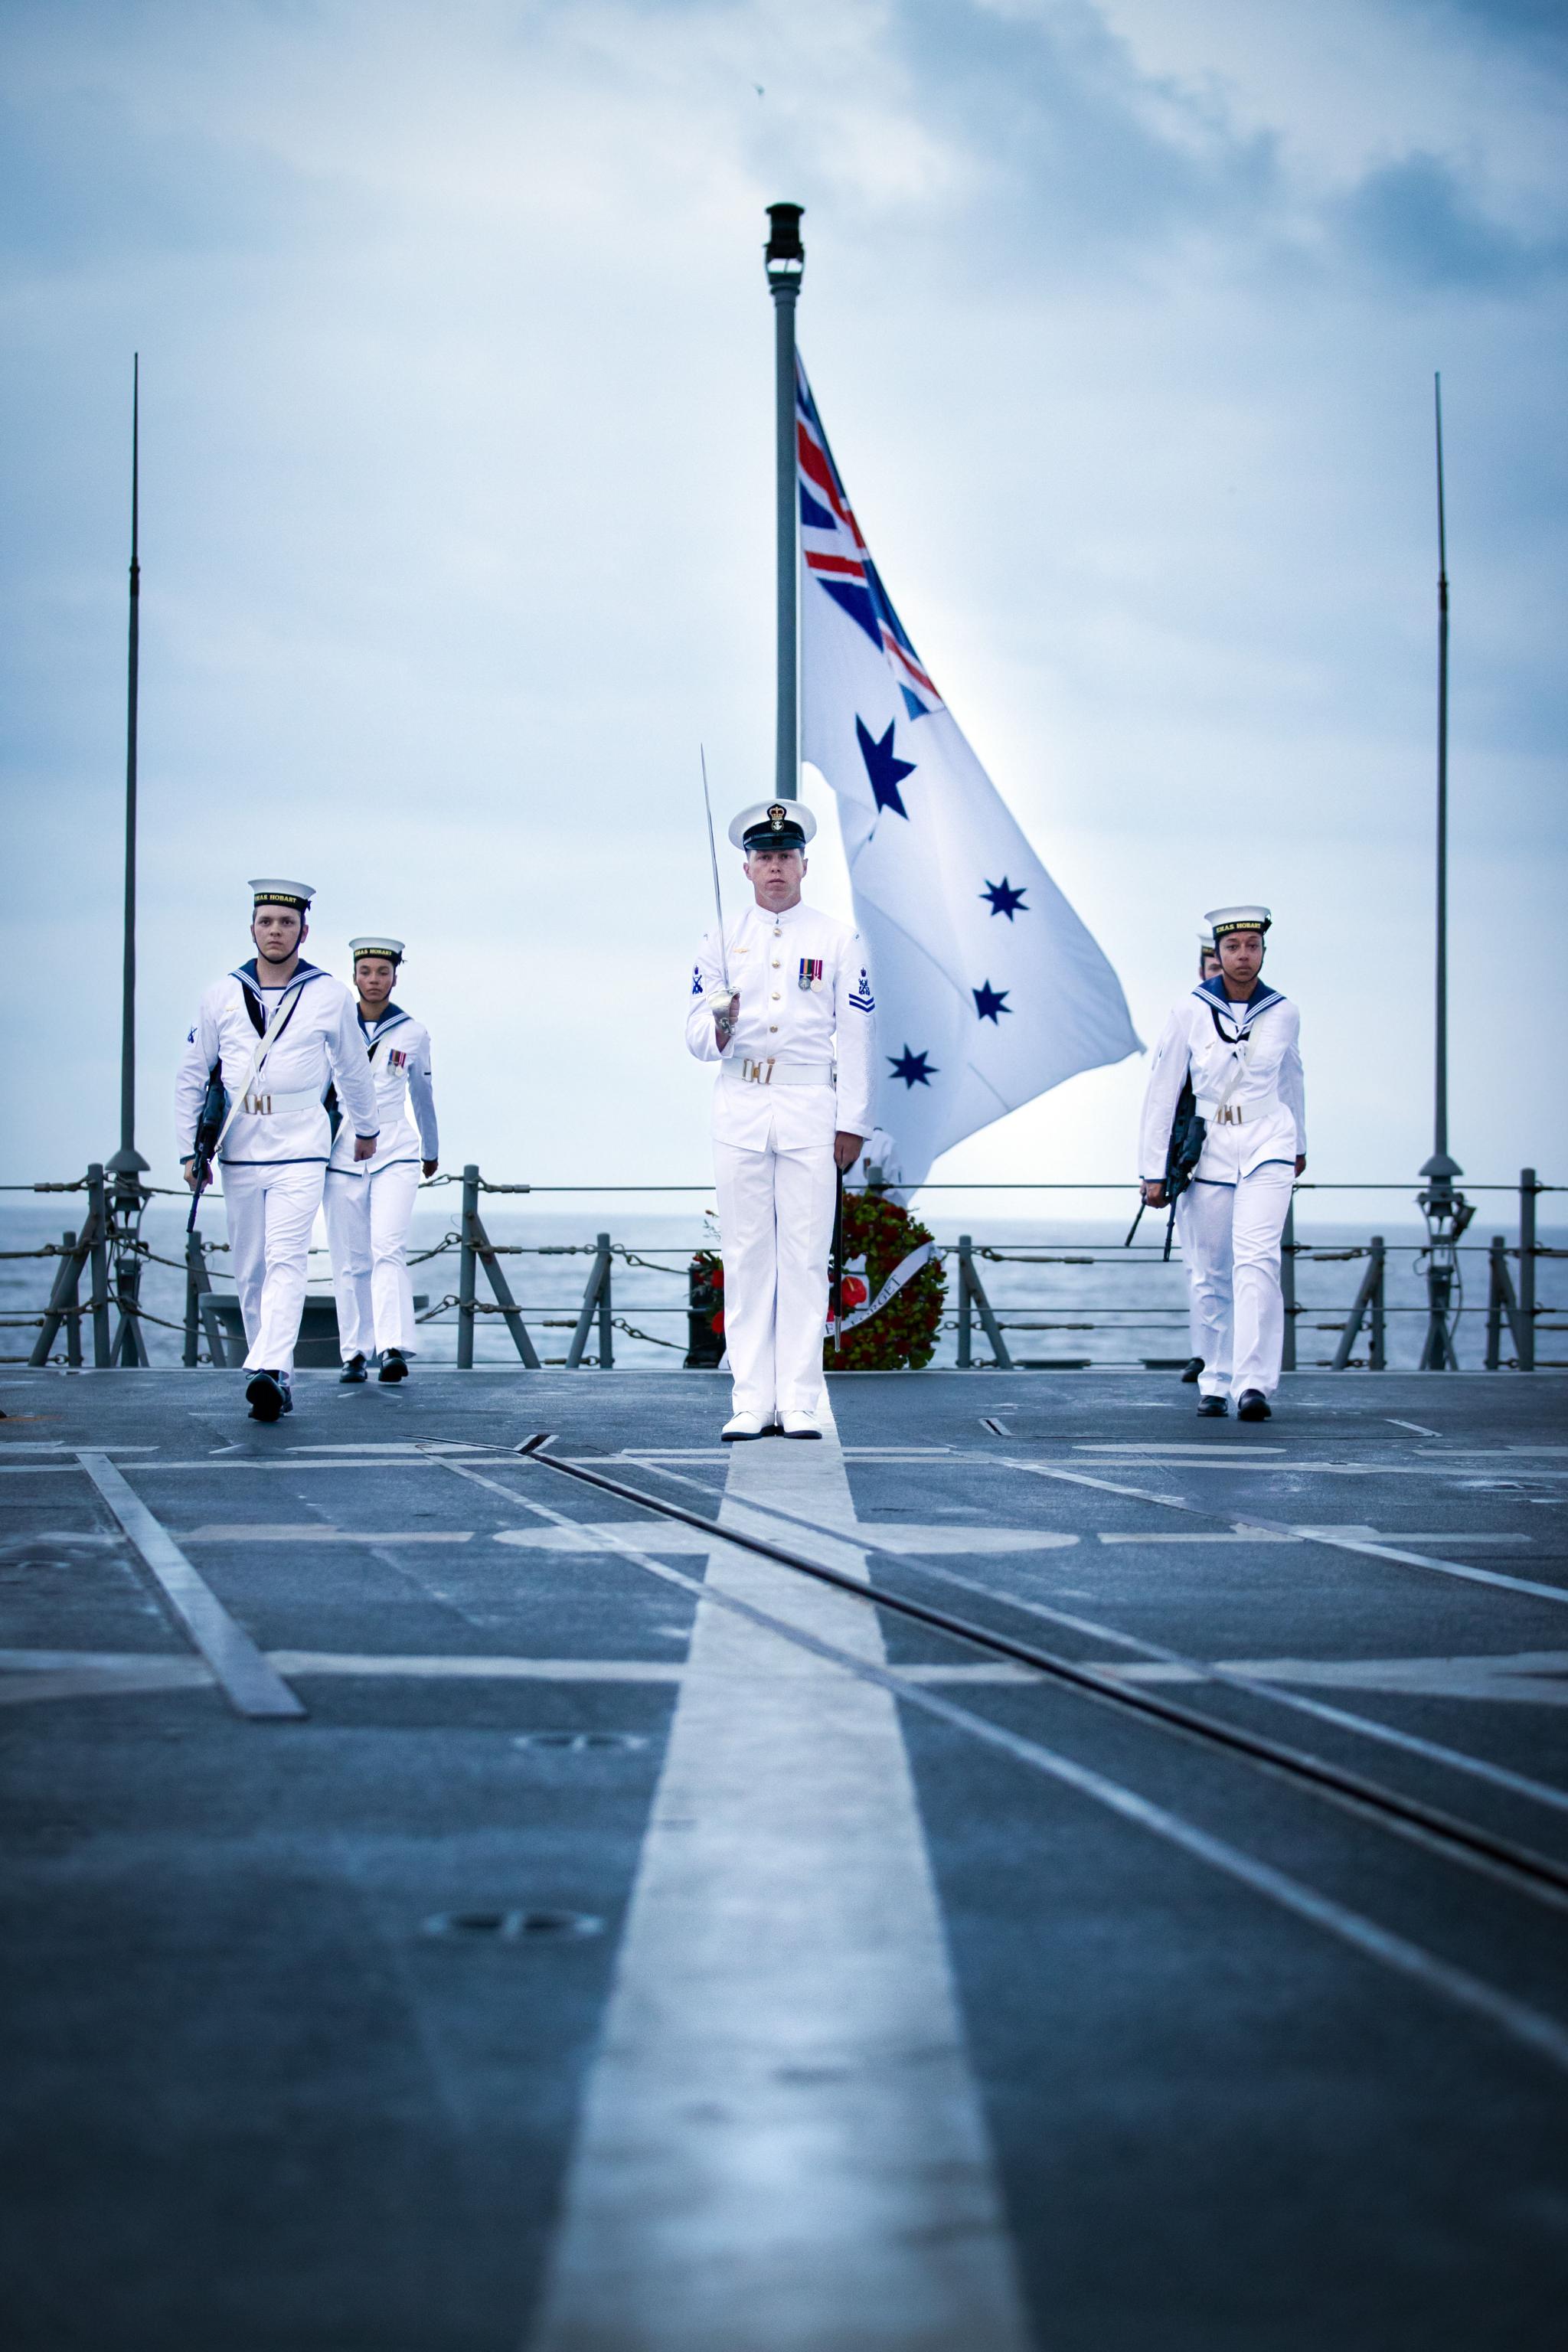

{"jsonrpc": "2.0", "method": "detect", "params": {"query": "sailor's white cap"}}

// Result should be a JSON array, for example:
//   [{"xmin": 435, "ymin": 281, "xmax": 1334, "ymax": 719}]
[
  {"xmin": 1205, "ymin": 903, "xmax": 1272, "ymax": 939},
  {"xmin": 250, "ymin": 877, "xmax": 315, "ymax": 910},
  {"xmin": 1198, "ymin": 926, "xmax": 1217, "ymax": 950},
  {"xmin": 349, "ymin": 935, "xmax": 405, "ymax": 962},
  {"xmin": 727, "ymin": 799, "xmax": 817, "ymax": 851}
]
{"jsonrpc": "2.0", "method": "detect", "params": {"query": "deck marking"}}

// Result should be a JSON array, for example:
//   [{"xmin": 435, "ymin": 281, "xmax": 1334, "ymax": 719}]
[
  {"xmin": 529, "ymin": 1409, "xmax": 1033, "ymax": 2352},
  {"xmin": 622, "ymin": 1470, "xmax": 1568, "ymax": 1825},
  {"xmin": 261, "ymin": 1652, "xmax": 1037, "ymax": 1687},
  {"xmin": 475, "ymin": 1465, "xmax": 1568, "ymax": 2086},
  {"xmin": 74, "ymin": 1453, "xmax": 305, "ymax": 1720},
  {"xmin": 1388, "ymin": 1419, "xmax": 1440, "ymax": 1437},
  {"xmin": 998, "ymin": 1459, "xmax": 1568, "ymax": 1606},
  {"xmin": 178, "ymin": 1525, "xmax": 475, "ymax": 1544},
  {"xmin": 492, "ymin": 1519, "xmax": 1075, "ymax": 1555}
]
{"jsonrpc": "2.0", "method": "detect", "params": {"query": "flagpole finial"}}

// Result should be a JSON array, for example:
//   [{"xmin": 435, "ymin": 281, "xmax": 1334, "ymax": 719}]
[{"xmin": 764, "ymin": 201, "xmax": 805, "ymax": 288}]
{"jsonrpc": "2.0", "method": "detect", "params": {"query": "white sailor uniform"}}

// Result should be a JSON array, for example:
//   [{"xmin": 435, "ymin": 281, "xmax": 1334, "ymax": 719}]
[
  {"xmin": 323, "ymin": 1008, "xmax": 437, "ymax": 1361},
  {"xmin": 1140, "ymin": 977, "xmax": 1305, "ymax": 1402},
  {"xmin": 175, "ymin": 961, "xmax": 379, "ymax": 1374},
  {"xmin": 685, "ymin": 901, "xmax": 877, "ymax": 1421}
]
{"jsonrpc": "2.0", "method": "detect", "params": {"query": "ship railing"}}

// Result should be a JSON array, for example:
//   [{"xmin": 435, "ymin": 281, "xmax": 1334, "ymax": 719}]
[{"xmin": 2, "ymin": 1165, "xmax": 1561, "ymax": 1372}]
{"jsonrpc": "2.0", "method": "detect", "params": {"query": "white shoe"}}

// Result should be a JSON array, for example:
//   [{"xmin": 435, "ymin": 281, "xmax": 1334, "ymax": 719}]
[
  {"xmin": 780, "ymin": 1410, "xmax": 824, "ymax": 1441},
  {"xmin": 722, "ymin": 1411, "xmax": 769, "ymax": 1442}
]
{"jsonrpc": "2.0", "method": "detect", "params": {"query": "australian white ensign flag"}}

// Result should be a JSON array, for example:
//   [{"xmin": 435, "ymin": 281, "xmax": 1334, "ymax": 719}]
[{"xmin": 797, "ymin": 360, "xmax": 1140, "ymax": 1184}]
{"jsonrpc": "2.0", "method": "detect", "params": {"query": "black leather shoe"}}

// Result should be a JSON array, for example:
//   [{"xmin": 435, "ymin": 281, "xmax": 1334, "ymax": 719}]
[
  {"xmin": 378, "ymin": 1350, "xmax": 409, "ymax": 1383},
  {"xmin": 1196, "ymin": 1395, "xmax": 1228, "ymax": 1418},
  {"xmin": 340, "ymin": 1356, "xmax": 368, "ymax": 1385},
  {"xmin": 1236, "ymin": 1390, "xmax": 1272, "ymax": 1422},
  {"xmin": 1180, "ymin": 1357, "xmax": 1204, "ymax": 1384},
  {"xmin": 246, "ymin": 1370, "xmax": 286, "ymax": 1423}
]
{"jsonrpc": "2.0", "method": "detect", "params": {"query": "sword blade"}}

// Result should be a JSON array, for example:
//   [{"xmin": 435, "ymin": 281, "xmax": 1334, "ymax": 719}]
[{"xmin": 700, "ymin": 748, "xmax": 730, "ymax": 994}]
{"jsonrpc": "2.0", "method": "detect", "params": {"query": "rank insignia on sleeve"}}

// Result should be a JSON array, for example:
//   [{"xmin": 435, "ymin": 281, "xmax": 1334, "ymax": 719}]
[
  {"xmin": 798, "ymin": 957, "xmax": 825, "ymax": 992},
  {"xmin": 691, "ymin": 965, "xmax": 703, "ymax": 995},
  {"xmin": 849, "ymin": 969, "xmax": 876, "ymax": 1011}
]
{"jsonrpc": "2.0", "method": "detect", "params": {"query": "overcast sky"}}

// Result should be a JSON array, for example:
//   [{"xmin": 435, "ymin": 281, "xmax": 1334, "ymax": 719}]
[{"xmin": 3, "ymin": 0, "xmax": 1564, "ymax": 1210}]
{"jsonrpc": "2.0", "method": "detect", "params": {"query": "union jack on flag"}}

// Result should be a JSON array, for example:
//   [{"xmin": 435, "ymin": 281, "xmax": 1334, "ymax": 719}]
[{"xmin": 796, "ymin": 361, "xmax": 942, "ymax": 724}]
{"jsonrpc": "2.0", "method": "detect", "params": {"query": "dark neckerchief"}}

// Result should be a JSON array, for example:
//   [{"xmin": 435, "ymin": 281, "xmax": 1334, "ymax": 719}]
[{"xmin": 231, "ymin": 956, "xmax": 325, "ymax": 1038}]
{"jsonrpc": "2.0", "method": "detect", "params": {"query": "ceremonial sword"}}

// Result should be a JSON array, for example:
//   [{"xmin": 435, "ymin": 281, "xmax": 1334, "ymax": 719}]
[{"xmin": 700, "ymin": 746, "xmax": 738, "ymax": 1049}]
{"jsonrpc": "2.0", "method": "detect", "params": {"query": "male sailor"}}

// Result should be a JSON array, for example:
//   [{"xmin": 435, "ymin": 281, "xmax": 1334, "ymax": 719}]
[
  {"xmin": 177, "ymin": 881, "xmax": 379, "ymax": 1423},
  {"xmin": 1138, "ymin": 905, "xmax": 1306, "ymax": 1422},
  {"xmin": 684, "ymin": 800, "xmax": 876, "ymax": 1439},
  {"xmin": 323, "ymin": 936, "xmax": 439, "ymax": 1384},
  {"xmin": 1175, "ymin": 927, "xmax": 1223, "ymax": 1384}
]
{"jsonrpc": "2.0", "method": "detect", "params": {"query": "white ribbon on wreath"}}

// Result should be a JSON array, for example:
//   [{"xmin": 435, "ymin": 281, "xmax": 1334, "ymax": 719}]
[{"xmin": 827, "ymin": 1240, "xmax": 935, "ymax": 1336}]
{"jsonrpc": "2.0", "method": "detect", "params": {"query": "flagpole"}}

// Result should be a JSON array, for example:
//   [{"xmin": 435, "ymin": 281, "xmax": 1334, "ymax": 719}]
[
  {"xmin": 106, "ymin": 356, "xmax": 151, "ymax": 1366},
  {"xmin": 764, "ymin": 202, "xmax": 805, "ymax": 800},
  {"xmin": 1418, "ymin": 369, "xmax": 1465, "ymax": 1370}
]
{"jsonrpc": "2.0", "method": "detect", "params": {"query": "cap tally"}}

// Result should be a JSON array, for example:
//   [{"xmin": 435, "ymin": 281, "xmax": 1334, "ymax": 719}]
[
  {"xmin": 249, "ymin": 877, "xmax": 315, "ymax": 911},
  {"xmin": 727, "ymin": 799, "xmax": 817, "ymax": 852},
  {"xmin": 349, "ymin": 935, "xmax": 405, "ymax": 962},
  {"xmin": 1205, "ymin": 903, "xmax": 1272, "ymax": 939}
]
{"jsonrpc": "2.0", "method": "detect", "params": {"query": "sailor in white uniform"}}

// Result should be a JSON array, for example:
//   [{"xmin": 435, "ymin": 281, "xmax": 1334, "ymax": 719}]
[
  {"xmin": 685, "ymin": 799, "xmax": 877, "ymax": 1440},
  {"xmin": 1139, "ymin": 905, "xmax": 1306, "ymax": 1422},
  {"xmin": 1174, "ymin": 927, "xmax": 1223, "ymax": 1383},
  {"xmin": 178, "ymin": 881, "xmax": 380, "ymax": 1420},
  {"xmin": 323, "ymin": 936, "xmax": 439, "ymax": 1384}
]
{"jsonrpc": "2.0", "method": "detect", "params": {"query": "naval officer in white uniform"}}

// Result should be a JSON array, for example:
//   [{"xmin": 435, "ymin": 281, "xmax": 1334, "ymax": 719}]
[
  {"xmin": 1139, "ymin": 905, "xmax": 1306, "ymax": 1421},
  {"xmin": 1175, "ymin": 926, "xmax": 1223, "ymax": 1383},
  {"xmin": 177, "ymin": 880, "xmax": 380, "ymax": 1422},
  {"xmin": 685, "ymin": 799, "xmax": 877, "ymax": 1439},
  {"xmin": 324, "ymin": 935, "xmax": 439, "ymax": 1384}
]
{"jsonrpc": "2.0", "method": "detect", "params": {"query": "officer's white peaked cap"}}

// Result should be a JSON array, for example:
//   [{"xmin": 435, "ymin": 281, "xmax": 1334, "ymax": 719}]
[
  {"xmin": 1205, "ymin": 903, "xmax": 1272, "ymax": 939},
  {"xmin": 349, "ymin": 935, "xmax": 405, "ymax": 962},
  {"xmin": 728, "ymin": 799, "xmax": 817, "ymax": 851},
  {"xmin": 250, "ymin": 877, "xmax": 315, "ymax": 910}
]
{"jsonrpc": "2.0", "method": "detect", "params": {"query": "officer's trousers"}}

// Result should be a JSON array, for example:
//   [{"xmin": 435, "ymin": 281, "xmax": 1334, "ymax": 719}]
[
  {"xmin": 714, "ymin": 1133, "xmax": 836, "ymax": 1418},
  {"xmin": 324, "ymin": 1161, "xmax": 420, "ymax": 1361},
  {"xmin": 1173, "ymin": 1187, "xmax": 1204, "ymax": 1358},
  {"xmin": 1184, "ymin": 1161, "xmax": 1295, "ymax": 1401},
  {"xmin": 220, "ymin": 1159, "xmax": 325, "ymax": 1375}
]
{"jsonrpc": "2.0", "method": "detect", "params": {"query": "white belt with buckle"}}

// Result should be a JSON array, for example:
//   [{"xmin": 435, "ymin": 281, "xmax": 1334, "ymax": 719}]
[
  {"xmin": 722, "ymin": 1057, "xmax": 835, "ymax": 1087},
  {"xmin": 240, "ymin": 1086, "xmax": 324, "ymax": 1116},
  {"xmin": 1196, "ymin": 1091, "xmax": 1283, "ymax": 1128}
]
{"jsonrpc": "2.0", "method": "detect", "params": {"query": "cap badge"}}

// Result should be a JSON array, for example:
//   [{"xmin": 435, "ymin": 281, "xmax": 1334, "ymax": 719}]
[{"xmin": 767, "ymin": 803, "xmax": 787, "ymax": 828}]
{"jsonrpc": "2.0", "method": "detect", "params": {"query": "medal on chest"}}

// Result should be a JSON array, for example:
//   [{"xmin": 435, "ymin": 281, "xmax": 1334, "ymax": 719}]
[
  {"xmin": 798, "ymin": 957, "xmax": 825, "ymax": 993},
  {"xmin": 387, "ymin": 1048, "xmax": 408, "ymax": 1071}
]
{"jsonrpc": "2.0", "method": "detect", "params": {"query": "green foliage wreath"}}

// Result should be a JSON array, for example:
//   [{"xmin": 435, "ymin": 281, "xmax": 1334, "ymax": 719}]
[{"xmin": 824, "ymin": 1188, "xmax": 946, "ymax": 1372}]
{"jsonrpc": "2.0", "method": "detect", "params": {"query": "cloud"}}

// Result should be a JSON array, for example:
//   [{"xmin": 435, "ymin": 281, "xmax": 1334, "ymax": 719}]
[{"xmin": 1331, "ymin": 148, "xmax": 1567, "ymax": 289}]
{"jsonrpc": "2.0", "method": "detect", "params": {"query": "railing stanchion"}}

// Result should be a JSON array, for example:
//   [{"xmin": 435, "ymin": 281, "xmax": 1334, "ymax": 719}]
[
  {"xmin": 1281, "ymin": 1196, "xmax": 1298, "ymax": 1373},
  {"xmin": 956, "ymin": 1237, "xmax": 973, "ymax": 1370},
  {"xmin": 183, "ymin": 1231, "xmax": 201, "ymax": 1367},
  {"xmin": 87, "ymin": 1166, "xmax": 112, "ymax": 1369},
  {"xmin": 457, "ymin": 1164, "xmax": 479, "ymax": 1370},
  {"xmin": 596, "ymin": 1233, "xmax": 614, "ymax": 1369},
  {"xmin": 1369, "ymin": 1236, "xmax": 1386, "ymax": 1370},
  {"xmin": 1520, "ymin": 1167, "xmax": 1537, "ymax": 1372},
  {"xmin": 1485, "ymin": 1237, "xmax": 1506, "ymax": 1371},
  {"xmin": 63, "ymin": 1233, "xmax": 83, "ymax": 1367}
]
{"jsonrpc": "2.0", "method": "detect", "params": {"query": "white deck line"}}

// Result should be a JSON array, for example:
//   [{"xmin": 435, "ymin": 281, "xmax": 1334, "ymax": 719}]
[
  {"xmin": 74, "ymin": 1453, "xmax": 305, "ymax": 1720},
  {"xmin": 1000, "ymin": 1458, "xmax": 1568, "ymax": 1607},
  {"xmin": 529, "ymin": 1410, "xmax": 1032, "ymax": 2352}
]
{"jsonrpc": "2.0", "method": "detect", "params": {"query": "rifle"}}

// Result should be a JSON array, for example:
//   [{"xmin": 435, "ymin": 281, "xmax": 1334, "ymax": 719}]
[
  {"xmin": 1125, "ymin": 1080, "xmax": 1207, "ymax": 1261},
  {"xmin": 186, "ymin": 1063, "xmax": 227, "ymax": 1232},
  {"xmin": 830, "ymin": 1165, "xmax": 845, "ymax": 1357}
]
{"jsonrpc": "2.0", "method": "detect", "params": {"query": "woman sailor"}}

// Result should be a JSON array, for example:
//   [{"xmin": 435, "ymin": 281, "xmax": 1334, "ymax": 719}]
[
  {"xmin": 1138, "ymin": 905, "xmax": 1305, "ymax": 1421},
  {"xmin": 324, "ymin": 935, "xmax": 439, "ymax": 1383}
]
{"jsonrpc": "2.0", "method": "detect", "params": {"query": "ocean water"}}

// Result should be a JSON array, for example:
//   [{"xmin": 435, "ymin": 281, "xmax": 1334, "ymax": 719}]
[{"xmin": 3, "ymin": 1191, "xmax": 1561, "ymax": 1376}]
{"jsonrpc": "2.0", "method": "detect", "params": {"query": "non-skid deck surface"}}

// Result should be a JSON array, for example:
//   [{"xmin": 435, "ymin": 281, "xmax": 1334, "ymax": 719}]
[{"xmin": 2, "ymin": 1365, "xmax": 1566, "ymax": 2349}]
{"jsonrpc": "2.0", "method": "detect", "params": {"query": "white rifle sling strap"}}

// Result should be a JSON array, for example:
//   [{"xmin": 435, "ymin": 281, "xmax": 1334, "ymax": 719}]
[{"xmin": 211, "ymin": 981, "xmax": 309, "ymax": 1157}]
